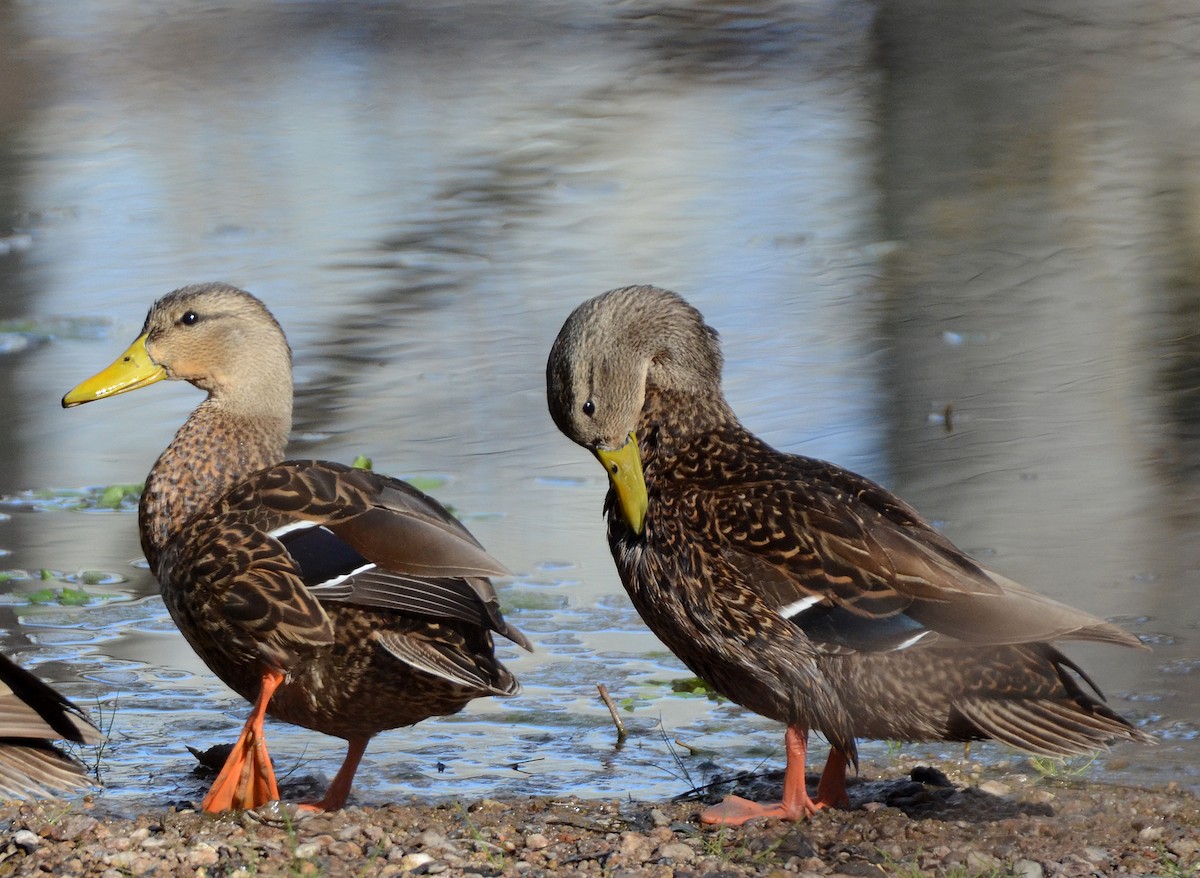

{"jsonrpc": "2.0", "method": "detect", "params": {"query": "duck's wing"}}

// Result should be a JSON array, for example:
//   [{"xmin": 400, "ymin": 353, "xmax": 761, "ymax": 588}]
[
  {"xmin": 703, "ymin": 454, "xmax": 1141, "ymax": 653},
  {"xmin": 0, "ymin": 654, "xmax": 103, "ymax": 745},
  {"xmin": 251, "ymin": 460, "xmax": 531, "ymax": 652},
  {"xmin": 0, "ymin": 654, "xmax": 102, "ymax": 799}
]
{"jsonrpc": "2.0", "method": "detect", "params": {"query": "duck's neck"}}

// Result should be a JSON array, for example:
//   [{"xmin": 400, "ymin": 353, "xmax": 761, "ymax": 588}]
[
  {"xmin": 638, "ymin": 386, "xmax": 745, "ymax": 472},
  {"xmin": 139, "ymin": 399, "xmax": 289, "ymax": 571}
]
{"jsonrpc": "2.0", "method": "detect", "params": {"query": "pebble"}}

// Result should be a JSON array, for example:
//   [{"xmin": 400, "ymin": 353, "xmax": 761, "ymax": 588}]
[
  {"xmin": 328, "ymin": 840, "xmax": 364, "ymax": 858},
  {"xmin": 1137, "ymin": 825, "xmax": 1164, "ymax": 841},
  {"xmin": 418, "ymin": 828, "xmax": 446, "ymax": 847},
  {"xmin": 13, "ymin": 829, "xmax": 39, "ymax": 853},
  {"xmin": 395, "ymin": 852, "xmax": 432, "ymax": 871},
  {"xmin": 187, "ymin": 842, "xmax": 220, "ymax": 867},
  {"xmin": 977, "ymin": 780, "xmax": 1011, "ymax": 797},
  {"xmin": 648, "ymin": 808, "xmax": 670, "ymax": 827},
  {"xmin": 46, "ymin": 815, "xmax": 100, "ymax": 841},
  {"xmin": 1169, "ymin": 837, "xmax": 1199, "ymax": 859},
  {"xmin": 524, "ymin": 832, "xmax": 550, "ymax": 850},
  {"xmin": 618, "ymin": 831, "xmax": 652, "ymax": 861},
  {"xmin": 965, "ymin": 849, "xmax": 1002, "ymax": 871},
  {"xmin": 1012, "ymin": 859, "xmax": 1044, "ymax": 878},
  {"xmin": 648, "ymin": 826, "xmax": 674, "ymax": 844},
  {"xmin": 104, "ymin": 851, "xmax": 138, "ymax": 869},
  {"xmin": 656, "ymin": 841, "xmax": 695, "ymax": 862}
]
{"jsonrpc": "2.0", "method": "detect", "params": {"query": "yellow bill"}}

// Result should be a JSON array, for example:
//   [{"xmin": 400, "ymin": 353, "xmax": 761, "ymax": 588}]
[
  {"xmin": 62, "ymin": 333, "xmax": 166, "ymax": 408},
  {"xmin": 596, "ymin": 433, "xmax": 648, "ymax": 535}
]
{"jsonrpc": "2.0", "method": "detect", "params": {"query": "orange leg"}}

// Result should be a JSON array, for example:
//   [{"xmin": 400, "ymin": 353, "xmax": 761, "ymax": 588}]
[
  {"xmin": 816, "ymin": 746, "xmax": 850, "ymax": 808},
  {"xmin": 701, "ymin": 726, "xmax": 844, "ymax": 825},
  {"xmin": 297, "ymin": 735, "xmax": 370, "ymax": 813},
  {"xmin": 201, "ymin": 669, "xmax": 284, "ymax": 813}
]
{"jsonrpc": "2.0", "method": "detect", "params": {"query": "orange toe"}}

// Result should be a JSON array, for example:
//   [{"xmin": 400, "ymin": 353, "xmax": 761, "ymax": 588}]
[
  {"xmin": 816, "ymin": 748, "xmax": 850, "ymax": 809},
  {"xmin": 201, "ymin": 724, "xmax": 279, "ymax": 813},
  {"xmin": 700, "ymin": 794, "xmax": 823, "ymax": 825}
]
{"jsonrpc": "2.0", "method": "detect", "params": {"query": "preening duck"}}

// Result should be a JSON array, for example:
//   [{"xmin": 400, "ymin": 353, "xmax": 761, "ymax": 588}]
[{"xmin": 546, "ymin": 285, "xmax": 1152, "ymax": 825}]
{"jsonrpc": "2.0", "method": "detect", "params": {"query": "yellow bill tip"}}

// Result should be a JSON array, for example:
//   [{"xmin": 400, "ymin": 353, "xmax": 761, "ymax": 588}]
[
  {"xmin": 62, "ymin": 334, "xmax": 166, "ymax": 408},
  {"xmin": 596, "ymin": 433, "xmax": 648, "ymax": 535}
]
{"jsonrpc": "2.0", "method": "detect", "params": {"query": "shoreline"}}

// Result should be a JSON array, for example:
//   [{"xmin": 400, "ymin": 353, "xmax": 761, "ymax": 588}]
[{"xmin": 2, "ymin": 770, "xmax": 1196, "ymax": 877}]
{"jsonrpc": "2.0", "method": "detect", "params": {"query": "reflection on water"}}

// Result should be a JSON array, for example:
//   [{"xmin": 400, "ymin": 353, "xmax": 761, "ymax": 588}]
[{"xmin": 0, "ymin": 0, "xmax": 1197, "ymax": 811}]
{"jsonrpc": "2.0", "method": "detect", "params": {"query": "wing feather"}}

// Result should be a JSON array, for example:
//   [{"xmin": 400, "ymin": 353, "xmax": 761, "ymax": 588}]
[
  {"xmin": 223, "ymin": 461, "xmax": 530, "ymax": 651},
  {"xmin": 701, "ymin": 455, "xmax": 1139, "ymax": 652},
  {"xmin": 374, "ymin": 631, "xmax": 520, "ymax": 695}
]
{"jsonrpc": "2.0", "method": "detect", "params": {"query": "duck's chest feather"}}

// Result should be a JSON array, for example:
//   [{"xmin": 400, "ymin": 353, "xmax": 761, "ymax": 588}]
[{"xmin": 605, "ymin": 434, "xmax": 849, "ymax": 740}]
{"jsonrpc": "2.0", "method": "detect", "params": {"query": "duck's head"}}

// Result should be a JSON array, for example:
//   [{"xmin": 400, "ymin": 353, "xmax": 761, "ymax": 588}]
[
  {"xmin": 62, "ymin": 283, "xmax": 293, "ymax": 417},
  {"xmin": 546, "ymin": 285, "xmax": 726, "ymax": 534}
]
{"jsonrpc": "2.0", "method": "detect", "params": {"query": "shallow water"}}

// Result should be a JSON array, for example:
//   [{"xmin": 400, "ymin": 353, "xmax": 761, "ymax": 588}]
[{"xmin": 0, "ymin": 0, "xmax": 1197, "ymax": 812}]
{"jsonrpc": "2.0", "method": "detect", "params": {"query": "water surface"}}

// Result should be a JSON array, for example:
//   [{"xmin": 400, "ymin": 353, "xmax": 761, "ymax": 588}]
[{"xmin": 0, "ymin": 0, "xmax": 1197, "ymax": 811}]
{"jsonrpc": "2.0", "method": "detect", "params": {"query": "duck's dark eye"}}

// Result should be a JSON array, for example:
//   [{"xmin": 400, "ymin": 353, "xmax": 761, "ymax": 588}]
[
  {"xmin": 582, "ymin": 399, "xmax": 596, "ymax": 417},
  {"xmin": 179, "ymin": 311, "xmax": 199, "ymax": 326}
]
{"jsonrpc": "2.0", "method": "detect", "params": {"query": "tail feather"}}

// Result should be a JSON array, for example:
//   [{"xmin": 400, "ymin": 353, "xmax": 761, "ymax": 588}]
[
  {"xmin": 0, "ymin": 742, "xmax": 94, "ymax": 800},
  {"xmin": 953, "ymin": 648, "xmax": 1156, "ymax": 757},
  {"xmin": 957, "ymin": 697, "xmax": 1150, "ymax": 756}
]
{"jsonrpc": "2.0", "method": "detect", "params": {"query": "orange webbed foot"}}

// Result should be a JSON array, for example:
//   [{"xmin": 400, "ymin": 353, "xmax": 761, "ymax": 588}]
[
  {"xmin": 201, "ymin": 670, "xmax": 284, "ymax": 814},
  {"xmin": 700, "ymin": 793, "xmax": 826, "ymax": 825},
  {"xmin": 200, "ymin": 721, "xmax": 280, "ymax": 812},
  {"xmin": 699, "ymin": 727, "xmax": 850, "ymax": 825}
]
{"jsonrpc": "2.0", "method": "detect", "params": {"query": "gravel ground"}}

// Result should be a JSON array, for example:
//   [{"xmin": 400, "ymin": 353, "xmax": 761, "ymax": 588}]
[{"xmin": 0, "ymin": 764, "xmax": 1196, "ymax": 878}]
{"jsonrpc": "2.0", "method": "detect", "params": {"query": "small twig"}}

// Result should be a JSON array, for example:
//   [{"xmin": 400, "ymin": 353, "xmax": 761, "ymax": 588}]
[
  {"xmin": 596, "ymin": 683, "xmax": 627, "ymax": 742},
  {"xmin": 656, "ymin": 722, "xmax": 695, "ymax": 788}
]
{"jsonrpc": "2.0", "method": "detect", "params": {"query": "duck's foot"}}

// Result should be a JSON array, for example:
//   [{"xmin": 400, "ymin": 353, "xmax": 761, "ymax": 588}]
[
  {"xmin": 201, "ymin": 670, "xmax": 284, "ymax": 813},
  {"xmin": 296, "ymin": 735, "xmax": 369, "ymax": 813},
  {"xmin": 201, "ymin": 725, "xmax": 279, "ymax": 812},
  {"xmin": 700, "ymin": 726, "xmax": 852, "ymax": 825},
  {"xmin": 700, "ymin": 794, "xmax": 826, "ymax": 825},
  {"xmin": 817, "ymin": 747, "xmax": 850, "ymax": 808}
]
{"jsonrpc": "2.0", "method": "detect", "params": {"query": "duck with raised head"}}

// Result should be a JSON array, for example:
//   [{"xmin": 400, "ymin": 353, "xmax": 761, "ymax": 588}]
[
  {"xmin": 63, "ymin": 283, "xmax": 530, "ymax": 813},
  {"xmin": 0, "ymin": 652, "xmax": 102, "ymax": 800},
  {"xmin": 546, "ymin": 285, "xmax": 1153, "ymax": 825}
]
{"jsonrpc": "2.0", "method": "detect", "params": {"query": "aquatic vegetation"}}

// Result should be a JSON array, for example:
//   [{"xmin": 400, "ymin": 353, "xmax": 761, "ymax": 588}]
[
  {"xmin": 0, "ymin": 569, "xmax": 124, "ymax": 605},
  {"xmin": 95, "ymin": 484, "xmax": 143, "ymax": 510},
  {"xmin": 1028, "ymin": 752, "xmax": 1099, "ymax": 781},
  {"xmin": 500, "ymin": 590, "xmax": 569, "ymax": 612},
  {"xmin": 616, "ymin": 676, "xmax": 727, "ymax": 714},
  {"xmin": 0, "ymin": 483, "xmax": 143, "ymax": 513},
  {"xmin": 25, "ymin": 586, "xmax": 94, "ymax": 606}
]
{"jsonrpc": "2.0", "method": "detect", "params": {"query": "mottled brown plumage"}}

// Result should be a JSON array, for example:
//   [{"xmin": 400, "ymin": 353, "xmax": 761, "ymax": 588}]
[
  {"xmin": 547, "ymin": 285, "xmax": 1153, "ymax": 824},
  {"xmin": 0, "ymin": 653, "xmax": 102, "ymax": 800},
  {"xmin": 64, "ymin": 283, "xmax": 529, "ymax": 812}
]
